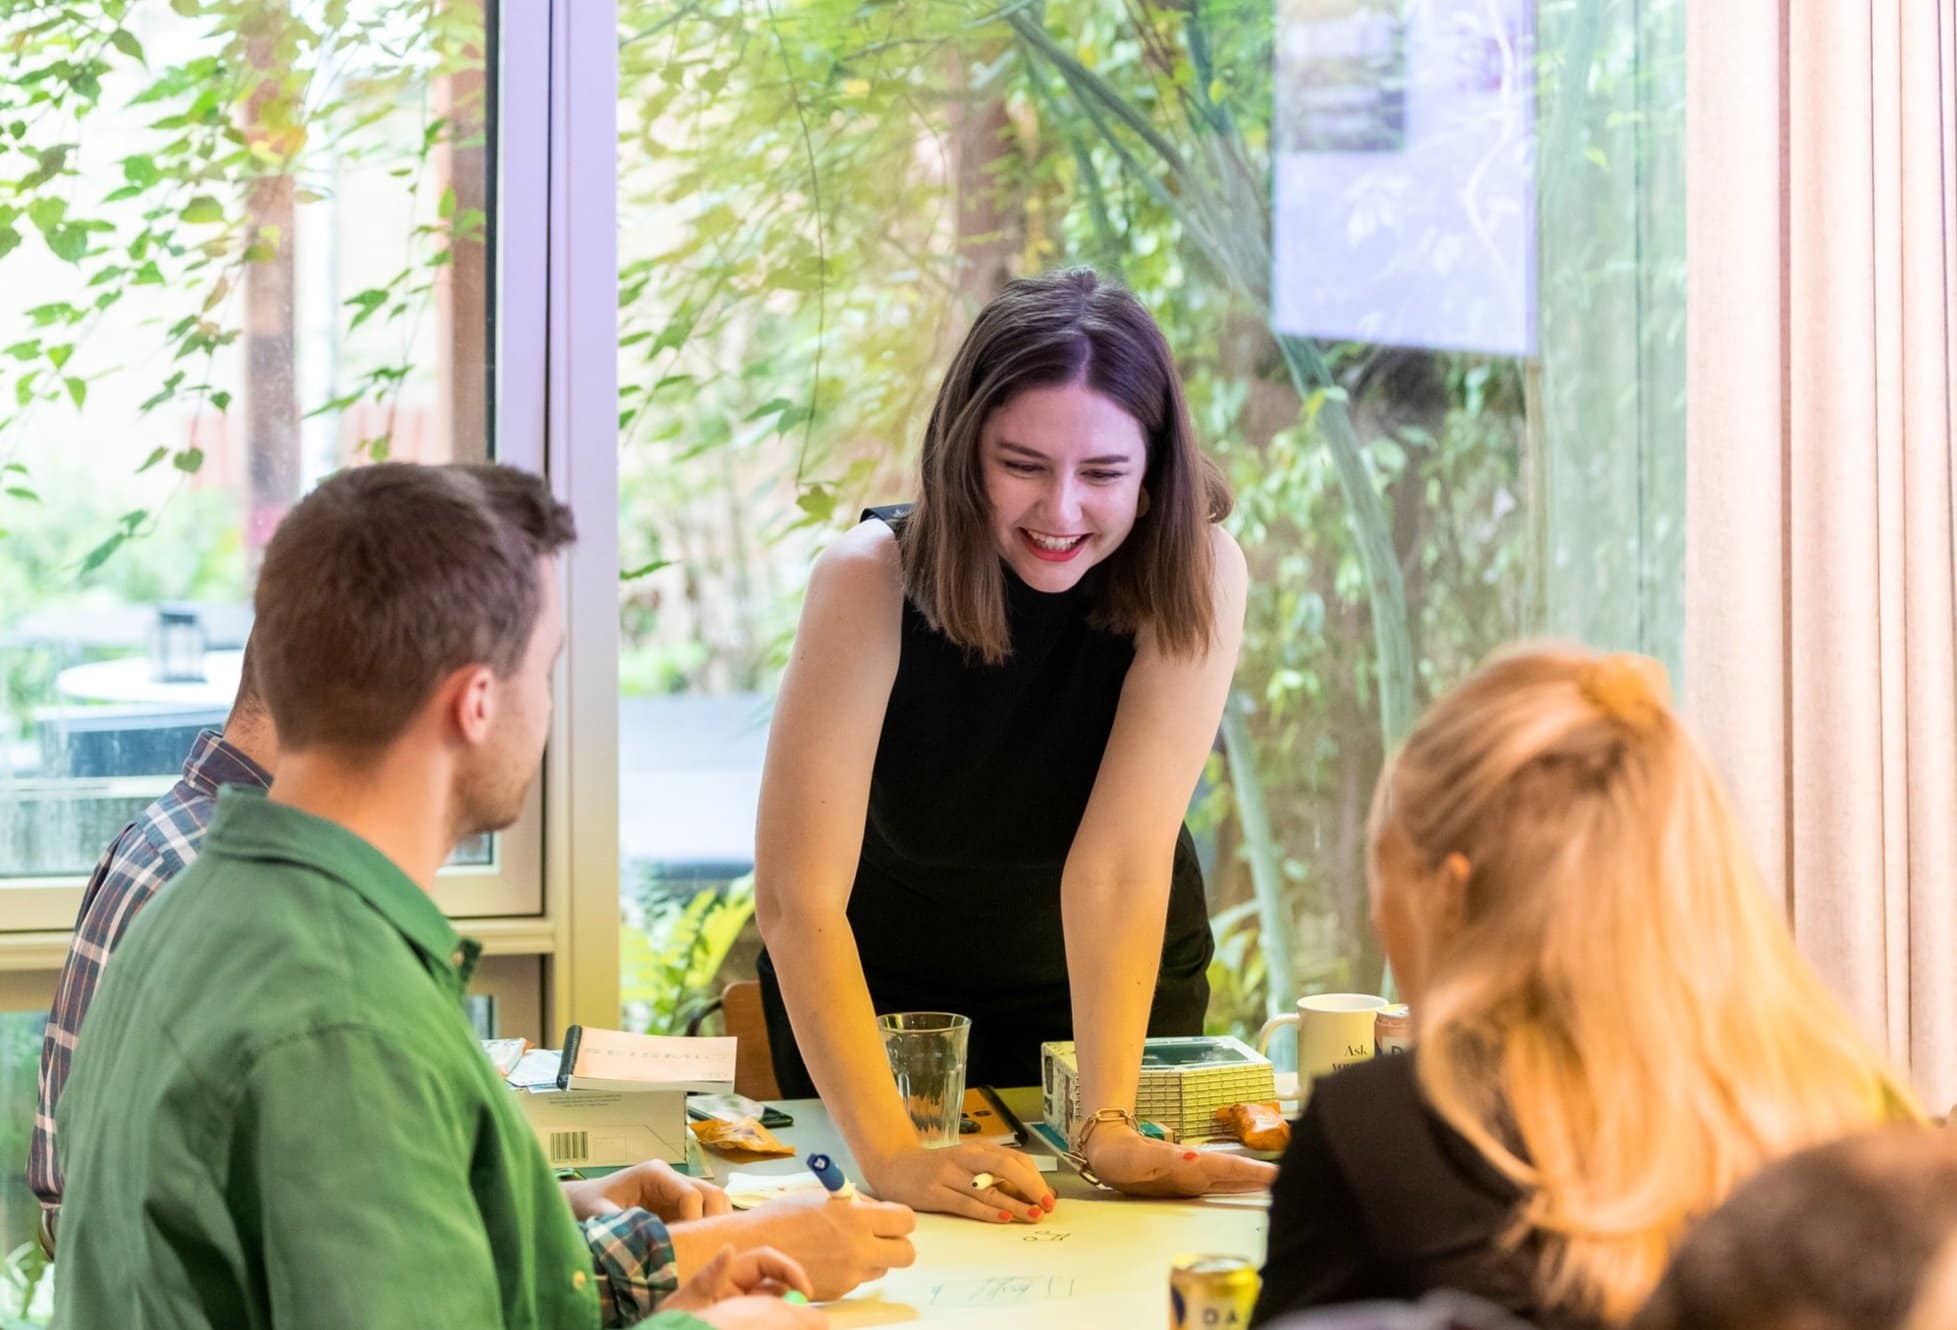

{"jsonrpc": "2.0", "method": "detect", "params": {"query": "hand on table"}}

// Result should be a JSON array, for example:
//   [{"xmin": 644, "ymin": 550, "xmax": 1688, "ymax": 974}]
[
  {"xmin": 862, "ymin": 1142, "xmax": 1054, "ymax": 1224},
  {"xmin": 1081, "ymin": 1124, "xmax": 1277, "ymax": 1198},
  {"xmin": 671, "ymin": 1188, "xmax": 918, "ymax": 1302},
  {"xmin": 665, "ymin": 1245, "xmax": 822, "ymax": 1329},
  {"xmin": 560, "ymin": 1158, "xmax": 732, "ymax": 1223}
]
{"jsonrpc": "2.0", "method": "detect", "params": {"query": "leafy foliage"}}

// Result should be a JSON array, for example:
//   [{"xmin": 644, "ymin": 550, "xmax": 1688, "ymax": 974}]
[
  {"xmin": 0, "ymin": 0, "xmax": 486, "ymax": 569},
  {"xmin": 615, "ymin": 0, "xmax": 1683, "ymax": 1022},
  {"xmin": 622, "ymin": 874, "xmax": 757, "ymax": 1037}
]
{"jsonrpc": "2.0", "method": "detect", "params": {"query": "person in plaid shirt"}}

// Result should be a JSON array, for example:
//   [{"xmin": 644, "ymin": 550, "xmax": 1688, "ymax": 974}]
[{"xmin": 29, "ymin": 647, "xmax": 278, "ymax": 1220}]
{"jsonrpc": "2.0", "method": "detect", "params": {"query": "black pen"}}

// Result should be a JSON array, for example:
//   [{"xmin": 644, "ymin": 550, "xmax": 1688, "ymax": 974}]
[{"xmin": 977, "ymin": 1084, "xmax": 1030, "ymax": 1147}]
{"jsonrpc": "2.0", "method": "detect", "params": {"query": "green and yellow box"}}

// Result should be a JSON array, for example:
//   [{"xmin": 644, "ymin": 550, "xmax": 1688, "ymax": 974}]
[{"xmin": 1041, "ymin": 1035, "xmax": 1276, "ymax": 1146}]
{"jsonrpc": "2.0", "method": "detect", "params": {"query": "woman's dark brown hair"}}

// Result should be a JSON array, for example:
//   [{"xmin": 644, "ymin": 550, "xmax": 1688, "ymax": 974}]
[{"xmin": 901, "ymin": 268, "xmax": 1232, "ymax": 664}]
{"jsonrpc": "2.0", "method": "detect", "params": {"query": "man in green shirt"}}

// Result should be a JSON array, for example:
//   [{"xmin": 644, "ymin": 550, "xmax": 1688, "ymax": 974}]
[{"xmin": 54, "ymin": 464, "xmax": 827, "ymax": 1329}]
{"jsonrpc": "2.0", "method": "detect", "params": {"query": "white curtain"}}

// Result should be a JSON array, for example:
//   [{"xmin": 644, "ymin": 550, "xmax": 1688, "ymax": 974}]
[{"xmin": 1685, "ymin": 0, "xmax": 1957, "ymax": 1105}]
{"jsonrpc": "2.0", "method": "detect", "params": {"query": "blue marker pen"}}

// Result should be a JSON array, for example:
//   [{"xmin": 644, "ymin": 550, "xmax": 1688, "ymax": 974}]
[{"xmin": 805, "ymin": 1152, "xmax": 858, "ymax": 1201}]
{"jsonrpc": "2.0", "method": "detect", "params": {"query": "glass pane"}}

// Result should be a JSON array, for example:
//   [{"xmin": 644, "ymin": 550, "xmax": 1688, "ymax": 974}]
[
  {"xmin": 1, "ymin": 2, "xmax": 496, "ymax": 884},
  {"xmin": 613, "ymin": 2, "xmax": 1682, "ymax": 1037},
  {"xmin": 0, "ymin": 1008, "xmax": 51, "ymax": 1322}
]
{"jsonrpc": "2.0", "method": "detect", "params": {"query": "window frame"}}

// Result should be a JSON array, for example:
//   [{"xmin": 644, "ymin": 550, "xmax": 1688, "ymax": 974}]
[{"xmin": 0, "ymin": 1, "xmax": 621, "ymax": 1048}]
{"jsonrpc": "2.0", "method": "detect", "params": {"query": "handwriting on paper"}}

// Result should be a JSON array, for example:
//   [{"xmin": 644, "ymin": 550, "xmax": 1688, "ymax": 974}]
[
  {"xmin": 570, "ymin": 1029, "xmax": 737, "ymax": 1090},
  {"xmin": 926, "ymin": 1276, "xmax": 1076, "ymax": 1307}
]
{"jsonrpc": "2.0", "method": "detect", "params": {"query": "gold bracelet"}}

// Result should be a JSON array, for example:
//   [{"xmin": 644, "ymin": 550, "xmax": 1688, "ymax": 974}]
[
  {"xmin": 1061, "ymin": 1108, "xmax": 1138, "ymax": 1187},
  {"xmin": 1068, "ymin": 1107, "xmax": 1138, "ymax": 1159}
]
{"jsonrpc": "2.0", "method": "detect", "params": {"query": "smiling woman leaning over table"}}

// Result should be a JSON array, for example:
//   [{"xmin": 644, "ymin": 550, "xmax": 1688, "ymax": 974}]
[{"xmin": 753, "ymin": 268, "xmax": 1276, "ymax": 1225}]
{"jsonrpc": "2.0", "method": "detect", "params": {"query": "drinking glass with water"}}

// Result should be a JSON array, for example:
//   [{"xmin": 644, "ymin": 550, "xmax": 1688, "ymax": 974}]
[{"xmin": 877, "ymin": 1012, "xmax": 971, "ymax": 1147}]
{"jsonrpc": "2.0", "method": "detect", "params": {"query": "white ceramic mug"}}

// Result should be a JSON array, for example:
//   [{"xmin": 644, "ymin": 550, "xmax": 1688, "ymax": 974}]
[{"xmin": 1257, "ymin": 993, "xmax": 1392, "ymax": 1085}]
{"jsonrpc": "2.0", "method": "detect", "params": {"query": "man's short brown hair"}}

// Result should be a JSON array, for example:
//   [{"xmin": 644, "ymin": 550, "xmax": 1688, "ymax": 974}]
[{"xmin": 253, "ymin": 463, "xmax": 576, "ymax": 750}]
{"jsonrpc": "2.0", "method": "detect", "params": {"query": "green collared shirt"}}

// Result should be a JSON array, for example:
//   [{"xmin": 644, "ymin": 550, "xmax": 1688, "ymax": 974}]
[{"xmin": 54, "ymin": 788, "xmax": 708, "ymax": 1330}]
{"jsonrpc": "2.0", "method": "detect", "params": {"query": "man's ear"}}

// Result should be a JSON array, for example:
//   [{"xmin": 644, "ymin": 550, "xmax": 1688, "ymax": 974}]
[
  {"xmin": 1435, "ymin": 851, "xmax": 1472, "ymax": 934},
  {"xmin": 447, "ymin": 664, "xmax": 498, "ymax": 746}
]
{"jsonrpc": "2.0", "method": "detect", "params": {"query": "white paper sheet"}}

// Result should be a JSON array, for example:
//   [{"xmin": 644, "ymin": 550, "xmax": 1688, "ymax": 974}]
[{"xmin": 566, "ymin": 1028, "xmax": 737, "ymax": 1092}]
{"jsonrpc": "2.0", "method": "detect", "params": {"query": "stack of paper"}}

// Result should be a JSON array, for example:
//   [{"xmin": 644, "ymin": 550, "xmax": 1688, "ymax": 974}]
[{"xmin": 507, "ymin": 1029, "xmax": 737, "ymax": 1169}]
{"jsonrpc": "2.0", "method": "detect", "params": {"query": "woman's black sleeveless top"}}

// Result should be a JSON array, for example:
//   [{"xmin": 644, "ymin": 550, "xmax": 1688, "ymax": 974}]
[{"xmin": 758, "ymin": 508, "xmax": 1213, "ymax": 1094}]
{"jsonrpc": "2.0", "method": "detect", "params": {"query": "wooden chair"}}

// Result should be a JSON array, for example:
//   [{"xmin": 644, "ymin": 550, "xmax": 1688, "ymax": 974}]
[{"xmin": 687, "ymin": 978, "xmax": 781, "ymax": 1101}]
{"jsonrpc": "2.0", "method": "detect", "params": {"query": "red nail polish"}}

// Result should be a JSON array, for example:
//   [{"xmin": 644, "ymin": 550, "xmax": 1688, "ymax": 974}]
[
  {"xmin": 1183, "ymin": 1151, "xmax": 1199, "ymax": 1161},
  {"xmin": 1042, "ymin": 1194, "xmax": 1056, "ymax": 1208},
  {"xmin": 999, "ymin": 1210, "xmax": 1013, "ymax": 1221}
]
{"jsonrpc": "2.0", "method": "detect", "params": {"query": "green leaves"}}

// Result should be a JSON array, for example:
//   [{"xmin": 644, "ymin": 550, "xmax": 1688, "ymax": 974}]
[
  {"xmin": 795, "ymin": 484, "xmax": 837, "ymax": 523},
  {"xmin": 78, "ymin": 509, "xmax": 151, "ymax": 577},
  {"xmin": 27, "ymin": 198, "xmax": 66, "ymax": 232},
  {"xmin": 45, "ymin": 224, "xmax": 90, "ymax": 263},
  {"xmin": 0, "ymin": 2, "xmax": 499, "ymax": 591},
  {"xmin": 121, "ymin": 153, "xmax": 160, "ymax": 188},
  {"xmin": 20, "ymin": 145, "xmax": 72, "ymax": 190},
  {"xmin": 344, "ymin": 286, "xmax": 392, "ymax": 330},
  {"xmin": 179, "ymin": 195, "xmax": 224, "ymax": 225}
]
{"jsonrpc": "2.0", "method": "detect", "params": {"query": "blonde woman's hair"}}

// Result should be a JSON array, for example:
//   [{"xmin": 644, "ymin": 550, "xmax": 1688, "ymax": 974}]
[{"xmin": 1378, "ymin": 642, "xmax": 1920, "ymax": 1324}]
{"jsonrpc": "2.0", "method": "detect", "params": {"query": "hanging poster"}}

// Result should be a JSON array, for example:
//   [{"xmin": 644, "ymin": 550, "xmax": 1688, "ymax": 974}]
[{"xmin": 1272, "ymin": 0, "xmax": 1537, "ymax": 356}]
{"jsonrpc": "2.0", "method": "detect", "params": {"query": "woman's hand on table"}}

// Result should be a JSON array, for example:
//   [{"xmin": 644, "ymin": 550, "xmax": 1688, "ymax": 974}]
[
  {"xmin": 664, "ymin": 1244, "xmax": 823, "ymax": 1328},
  {"xmin": 862, "ymin": 1143, "xmax": 1054, "ymax": 1224},
  {"xmin": 560, "ymin": 1158, "xmax": 732, "ymax": 1223},
  {"xmin": 1082, "ymin": 1124, "xmax": 1277, "ymax": 1197},
  {"xmin": 671, "ymin": 1189, "xmax": 918, "ymax": 1302}
]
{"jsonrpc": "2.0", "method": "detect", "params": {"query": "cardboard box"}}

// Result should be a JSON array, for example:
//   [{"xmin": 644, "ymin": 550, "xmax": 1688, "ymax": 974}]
[
  {"xmin": 516, "ymin": 1086, "xmax": 691, "ymax": 1169},
  {"xmin": 493, "ymin": 1032, "xmax": 735, "ymax": 1169}
]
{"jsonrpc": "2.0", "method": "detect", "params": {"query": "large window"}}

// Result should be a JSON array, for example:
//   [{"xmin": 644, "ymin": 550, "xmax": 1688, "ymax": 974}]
[
  {"xmin": 0, "ymin": 0, "xmax": 552, "ymax": 1289},
  {"xmin": 0, "ymin": 1, "xmax": 554, "ymax": 928},
  {"xmin": 611, "ymin": 1, "xmax": 1684, "ymax": 1039}
]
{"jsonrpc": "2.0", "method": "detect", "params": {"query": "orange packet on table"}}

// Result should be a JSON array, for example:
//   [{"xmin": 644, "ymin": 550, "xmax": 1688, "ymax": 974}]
[
  {"xmin": 1214, "ymin": 1100, "xmax": 1291, "ymax": 1152},
  {"xmin": 689, "ymin": 1116, "xmax": 795, "ymax": 1159}
]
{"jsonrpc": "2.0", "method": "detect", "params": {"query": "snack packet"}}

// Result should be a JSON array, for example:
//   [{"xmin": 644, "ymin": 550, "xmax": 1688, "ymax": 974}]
[
  {"xmin": 1214, "ymin": 1100, "xmax": 1291, "ymax": 1152},
  {"xmin": 689, "ymin": 1115, "xmax": 795, "ymax": 1158}
]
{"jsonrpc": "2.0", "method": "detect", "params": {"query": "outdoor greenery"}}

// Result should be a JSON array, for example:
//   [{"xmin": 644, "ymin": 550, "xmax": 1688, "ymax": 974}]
[
  {"xmin": 0, "ymin": 10, "xmax": 1684, "ymax": 1309},
  {"xmin": 0, "ymin": 0, "xmax": 482, "ymax": 607},
  {"xmin": 0, "ymin": 1016, "xmax": 46, "ymax": 1326},
  {"xmin": 616, "ymin": 0, "xmax": 1683, "ymax": 1031},
  {"xmin": 622, "ymin": 872, "xmax": 756, "ymax": 1036},
  {"xmin": 0, "ymin": 0, "xmax": 489, "ymax": 774},
  {"xmin": 1, "ymin": 4, "xmax": 487, "ymax": 1314}
]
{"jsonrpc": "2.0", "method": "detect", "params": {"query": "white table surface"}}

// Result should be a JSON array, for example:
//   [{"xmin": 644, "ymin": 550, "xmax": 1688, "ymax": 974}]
[{"xmin": 732, "ymin": 1091, "xmax": 1271, "ymax": 1327}]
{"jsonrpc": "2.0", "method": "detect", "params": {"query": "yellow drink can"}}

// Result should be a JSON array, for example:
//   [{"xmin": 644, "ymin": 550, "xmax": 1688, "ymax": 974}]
[{"xmin": 1170, "ymin": 1254, "xmax": 1259, "ymax": 1329}]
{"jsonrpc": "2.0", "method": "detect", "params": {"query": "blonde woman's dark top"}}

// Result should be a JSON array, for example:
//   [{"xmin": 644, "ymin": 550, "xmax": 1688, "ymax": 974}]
[{"xmin": 1254, "ymin": 1053, "xmax": 1603, "ymax": 1330}]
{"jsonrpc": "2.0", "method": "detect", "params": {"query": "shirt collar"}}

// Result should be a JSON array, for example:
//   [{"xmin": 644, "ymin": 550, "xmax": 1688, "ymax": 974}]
[
  {"xmin": 180, "ymin": 729, "xmax": 273, "ymax": 801},
  {"xmin": 206, "ymin": 787, "xmax": 482, "ymax": 988}
]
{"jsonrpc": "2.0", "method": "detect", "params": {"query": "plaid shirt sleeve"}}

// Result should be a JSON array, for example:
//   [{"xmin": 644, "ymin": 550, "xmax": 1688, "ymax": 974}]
[
  {"xmin": 30, "ymin": 825, "xmax": 176, "ymax": 1208},
  {"xmin": 581, "ymin": 1208, "xmax": 682, "ymax": 1326}
]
